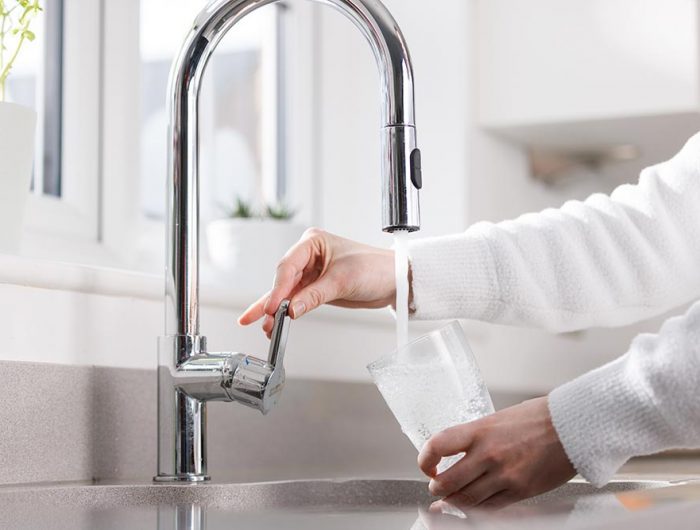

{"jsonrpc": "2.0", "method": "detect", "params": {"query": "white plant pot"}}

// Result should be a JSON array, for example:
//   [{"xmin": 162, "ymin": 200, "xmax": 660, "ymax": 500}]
[
  {"xmin": 0, "ymin": 102, "xmax": 36, "ymax": 252},
  {"xmin": 206, "ymin": 218, "xmax": 307, "ymax": 296}
]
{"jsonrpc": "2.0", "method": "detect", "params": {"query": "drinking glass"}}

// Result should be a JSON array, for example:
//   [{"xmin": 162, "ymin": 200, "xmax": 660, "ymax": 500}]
[{"xmin": 368, "ymin": 321, "xmax": 494, "ymax": 471}]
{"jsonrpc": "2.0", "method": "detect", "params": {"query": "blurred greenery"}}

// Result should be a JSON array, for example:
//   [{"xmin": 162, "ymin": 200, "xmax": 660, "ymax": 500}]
[
  {"xmin": 223, "ymin": 196, "xmax": 296, "ymax": 221},
  {"xmin": 0, "ymin": 0, "xmax": 42, "ymax": 101}
]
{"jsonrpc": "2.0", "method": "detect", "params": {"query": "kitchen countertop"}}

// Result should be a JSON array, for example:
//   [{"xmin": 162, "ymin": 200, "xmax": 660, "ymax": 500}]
[
  {"xmin": 2, "ymin": 466, "xmax": 700, "ymax": 530},
  {"xmin": 619, "ymin": 453, "xmax": 700, "ymax": 477}
]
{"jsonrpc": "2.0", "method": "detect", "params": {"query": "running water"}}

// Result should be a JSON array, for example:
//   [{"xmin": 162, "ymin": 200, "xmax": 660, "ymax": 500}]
[
  {"xmin": 394, "ymin": 231, "xmax": 410, "ymax": 351},
  {"xmin": 372, "ymin": 233, "xmax": 497, "ymax": 475}
]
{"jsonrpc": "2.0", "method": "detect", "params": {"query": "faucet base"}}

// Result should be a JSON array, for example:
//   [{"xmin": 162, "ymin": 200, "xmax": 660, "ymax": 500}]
[{"xmin": 153, "ymin": 474, "xmax": 211, "ymax": 483}]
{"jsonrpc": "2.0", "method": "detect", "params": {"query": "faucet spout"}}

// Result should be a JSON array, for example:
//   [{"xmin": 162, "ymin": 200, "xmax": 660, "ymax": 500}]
[
  {"xmin": 158, "ymin": 0, "xmax": 422, "ymax": 482},
  {"xmin": 166, "ymin": 0, "xmax": 421, "ymax": 339},
  {"xmin": 313, "ymin": 0, "xmax": 423, "ymax": 232}
]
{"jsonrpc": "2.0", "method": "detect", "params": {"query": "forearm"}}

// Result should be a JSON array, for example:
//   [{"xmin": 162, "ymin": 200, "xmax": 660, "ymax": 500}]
[
  {"xmin": 548, "ymin": 299, "xmax": 700, "ymax": 486},
  {"xmin": 408, "ymin": 133, "xmax": 700, "ymax": 331}
]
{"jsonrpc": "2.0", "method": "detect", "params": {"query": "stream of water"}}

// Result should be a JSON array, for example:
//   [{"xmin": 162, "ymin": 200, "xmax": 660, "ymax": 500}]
[{"xmin": 394, "ymin": 231, "xmax": 410, "ymax": 351}]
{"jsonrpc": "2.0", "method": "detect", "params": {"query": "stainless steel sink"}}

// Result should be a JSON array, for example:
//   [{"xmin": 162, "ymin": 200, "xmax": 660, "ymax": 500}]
[{"xmin": 0, "ymin": 478, "xmax": 690, "ymax": 530}]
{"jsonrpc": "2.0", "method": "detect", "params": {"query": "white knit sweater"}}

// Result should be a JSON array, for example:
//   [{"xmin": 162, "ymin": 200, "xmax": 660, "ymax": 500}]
[{"xmin": 407, "ymin": 132, "xmax": 700, "ymax": 487}]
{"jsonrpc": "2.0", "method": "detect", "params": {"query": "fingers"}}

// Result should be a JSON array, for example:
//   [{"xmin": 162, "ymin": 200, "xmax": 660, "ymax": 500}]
[
  {"xmin": 263, "ymin": 235, "xmax": 318, "ymax": 317},
  {"xmin": 479, "ymin": 490, "xmax": 521, "ymax": 510},
  {"xmin": 428, "ymin": 452, "xmax": 489, "ymax": 497},
  {"xmin": 262, "ymin": 314, "xmax": 275, "ymax": 338},
  {"xmin": 264, "ymin": 261, "xmax": 302, "ymax": 316},
  {"xmin": 418, "ymin": 424, "xmax": 476, "ymax": 478},
  {"xmin": 430, "ymin": 474, "xmax": 504, "ymax": 512},
  {"xmin": 238, "ymin": 291, "xmax": 270, "ymax": 326},
  {"xmin": 240, "ymin": 229, "xmax": 323, "ymax": 326},
  {"xmin": 288, "ymin": 274, "xmax": 340, "ymax": 319},
  {"xmin": 420, "ymin": 398, "xmax": 575, "ymax": 511}
]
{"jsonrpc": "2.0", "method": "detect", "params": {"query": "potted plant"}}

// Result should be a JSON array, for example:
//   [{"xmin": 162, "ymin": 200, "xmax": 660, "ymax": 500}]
[
  {"xmin": 206, "ymin": 197, "xmax": 306, "ymax": 295},
  {"xmin": 0, "ymin": 0, "xmax": 41, "ymax": 252}
]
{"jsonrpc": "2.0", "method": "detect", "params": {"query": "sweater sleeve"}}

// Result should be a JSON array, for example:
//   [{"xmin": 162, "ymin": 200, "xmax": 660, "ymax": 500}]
[
  {"xmin": 548, "ymin": 299, "xmax": 700, "ymax": 486},
  {"xmin": 407, "ymin": 133, "xmax": 700, "ymax": 332}
]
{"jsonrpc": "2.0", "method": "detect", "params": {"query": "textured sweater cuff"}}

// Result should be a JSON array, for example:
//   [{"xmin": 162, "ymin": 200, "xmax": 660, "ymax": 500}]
[
  {"xmin": 548, "ymin": 354, "xmax": 675, "ymax": 487},
  {"xmin": 407, "ymin": 227, "xmax": 501, "ymax": 321}
]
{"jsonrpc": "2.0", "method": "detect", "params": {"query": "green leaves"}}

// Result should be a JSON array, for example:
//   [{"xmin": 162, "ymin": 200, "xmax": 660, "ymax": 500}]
[
  {"xmin": 224, "ymin": 196, "xmax": 296, "ymax": 221},
  {"xmin": 11, "ymin": 27, "xmax": 35, "ymax": 40},
  {"xmin": 230, "ymin": 197, "xmax": 255, "ymax": 219},
  {"xmin": 0, "ymin": 0, "xmax": 41, "ymax": 101},
  {"xmin": 266, "ymin": 202, "xmax": 296, "ymax": 221}
]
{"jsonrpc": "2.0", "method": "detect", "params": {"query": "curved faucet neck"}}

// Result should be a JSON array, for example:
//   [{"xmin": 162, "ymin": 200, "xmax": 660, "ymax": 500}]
[{"xmin": 165, "ymin": 0, "xmax": 420, "ymax": 340}]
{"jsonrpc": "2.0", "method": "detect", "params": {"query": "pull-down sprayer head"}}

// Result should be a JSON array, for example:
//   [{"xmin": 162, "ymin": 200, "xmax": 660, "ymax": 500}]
[
  {"xmin": 382, "ymin": 124, "xmax": 421, "ymax": 232},
  {"xmin": 317, "ymin": 0, "xmax": 422, "ymax": 232}
]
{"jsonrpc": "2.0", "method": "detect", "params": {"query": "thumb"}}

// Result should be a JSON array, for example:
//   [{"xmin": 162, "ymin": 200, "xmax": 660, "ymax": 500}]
[{"xmin": 289, "ymin": 276, "xmax": 340, "ymax": 319}]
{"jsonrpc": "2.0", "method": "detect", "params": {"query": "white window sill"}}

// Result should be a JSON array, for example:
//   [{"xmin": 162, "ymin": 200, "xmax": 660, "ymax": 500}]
[{"xmin": 0, "ymin": 252, "xmax": 397, "ymax": 327}]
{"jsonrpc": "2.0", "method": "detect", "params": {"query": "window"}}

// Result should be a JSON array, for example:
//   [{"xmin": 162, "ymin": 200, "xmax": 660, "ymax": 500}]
[
  {"xmin": 4, "ymin": 0, "xmax": 62, "ymax": 197},
  {"xmin": 19, "ymin": 0, "xmax": 101, "ymax": 255},
  {"xmin": 13, "ymin": 0, "xmax": 316, "ymax": 274},
  {"xmin": 129, "ymin": 0, "xmax": 302, "ymax": 274},
  {"xmin": 139, "ymin": 0, "xmax": 284, "ymax": 223}
]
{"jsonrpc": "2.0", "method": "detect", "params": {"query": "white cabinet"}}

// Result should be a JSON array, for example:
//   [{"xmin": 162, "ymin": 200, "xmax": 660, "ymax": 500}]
[{"xmin": 477, "ymin": 0, "xmax": 700, "ymax": 149}]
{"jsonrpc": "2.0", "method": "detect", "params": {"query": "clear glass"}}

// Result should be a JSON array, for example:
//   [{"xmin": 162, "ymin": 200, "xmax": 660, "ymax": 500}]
[{"xmin": 368, "ymin": 321, "xmax": 495, "ymax": 471}]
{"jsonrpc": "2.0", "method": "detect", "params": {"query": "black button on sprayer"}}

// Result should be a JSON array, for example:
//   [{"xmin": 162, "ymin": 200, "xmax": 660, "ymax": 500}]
[{"xmin": 410, "ymin": 148, "xmax": 423, "ymax": 190}]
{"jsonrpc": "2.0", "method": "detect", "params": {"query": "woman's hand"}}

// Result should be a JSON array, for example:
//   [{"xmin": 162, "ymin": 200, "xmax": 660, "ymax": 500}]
[
  {"xmin": 238, "ymin": 228, "xmax": 396, "ymax": 336},
  {"xmin": 419, "ymin": 397, "xmax": 576, "ymax": 510}
]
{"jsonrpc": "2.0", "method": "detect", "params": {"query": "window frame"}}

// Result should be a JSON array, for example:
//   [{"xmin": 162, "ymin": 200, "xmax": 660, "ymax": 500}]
[
  {"xmin": 21, "ymin": 0, "xmax": 102, "ymax": 260},
  {"xmin": 99, "ymin": 0, "xmax": 317, "ymax": 274},
  {"xmin": 19, "ymin": 0, "xmax": 317, "ymax": 274}
]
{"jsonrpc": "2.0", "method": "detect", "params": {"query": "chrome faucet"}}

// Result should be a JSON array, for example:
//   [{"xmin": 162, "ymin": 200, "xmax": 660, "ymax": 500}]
[{"xmin": 156, "ymin": 0, "xmax": 422, "ymax": 482}]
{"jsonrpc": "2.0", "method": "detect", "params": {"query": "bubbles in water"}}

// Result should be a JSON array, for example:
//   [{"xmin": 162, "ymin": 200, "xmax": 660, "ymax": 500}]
[
  {"xmin": 380, "ymin": 230, "xmax": 495, "ymax": 474},
  {"xmin": 370, "ymin": 338, "xmax": 494, "ymax": 473}
]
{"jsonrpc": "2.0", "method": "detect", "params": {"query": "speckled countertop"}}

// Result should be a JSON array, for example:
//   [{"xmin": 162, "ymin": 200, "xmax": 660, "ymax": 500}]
[{"xmin": 2, "ymin": 473, "xmax": 700, "ymax": 530}]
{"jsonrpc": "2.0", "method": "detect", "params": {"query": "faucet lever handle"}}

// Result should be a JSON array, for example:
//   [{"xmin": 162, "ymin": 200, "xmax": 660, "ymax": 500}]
[{"xmin": 267, "ymin": 299, "xmax": 291, "ymax": 369}]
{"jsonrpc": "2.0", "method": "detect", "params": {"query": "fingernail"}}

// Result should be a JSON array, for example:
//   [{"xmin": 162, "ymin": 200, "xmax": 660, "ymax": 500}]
[
  {"xmin": 428, "ymin": 479, "xmax": 438, "ymax": 496},
  {"xmin": 291, "ymin": 301, "xmax": 306, "ymax": 318}
]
